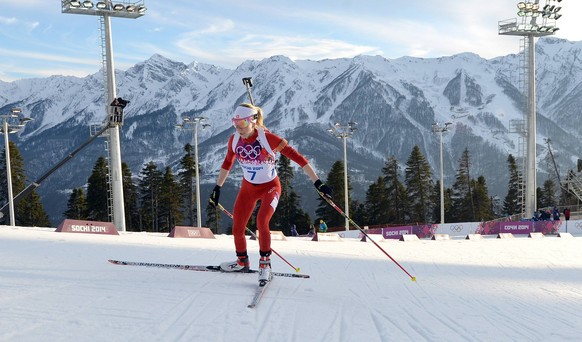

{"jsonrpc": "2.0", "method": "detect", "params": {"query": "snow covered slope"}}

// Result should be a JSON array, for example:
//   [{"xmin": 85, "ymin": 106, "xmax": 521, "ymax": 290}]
[{"xmin": 1, "ymin": 226, "xmax": 581, "ymax": 341}]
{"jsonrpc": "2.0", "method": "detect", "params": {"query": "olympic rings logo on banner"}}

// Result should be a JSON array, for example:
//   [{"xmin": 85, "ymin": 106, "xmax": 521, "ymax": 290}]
[
  {"xmin": 575, "ymin": 222, "xmax": 582, "ymax": 230},
  {"xmin": 449, "ymin": 225, "xmax": 463, "ymax": 232},
  {"xmin": 236, "ymin": 145, "xmax": 261, "ymax": 159}
]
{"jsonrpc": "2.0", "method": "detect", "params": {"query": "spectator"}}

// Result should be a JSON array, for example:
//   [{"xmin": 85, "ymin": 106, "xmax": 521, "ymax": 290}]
[
  {"xmin": 319, "ymin": 219, "xmax": 328, "ymax": 233},
  {"xmin": 552, "ymin": 207, "xmax": 560, "ymax": 221},
  {"xmin": 533, "ymin": 210, "xmax": 541, "ymax": 221},
  {"xmin": 564, "ymin": 208, "xmax": 571, "ymax": 221},
  {"xmin": 545, "ymin": 210, "xmax": 552, "ymax": 221},
  {"xmin": 290, "ymin": 224, "xmax": 298, "ymax": 237},
  {"xmin": 308, "ymin": 224, "xmax": 315, "ymax": 237}
]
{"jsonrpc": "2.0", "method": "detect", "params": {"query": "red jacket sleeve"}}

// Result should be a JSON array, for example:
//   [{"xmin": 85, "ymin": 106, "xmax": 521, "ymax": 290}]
[
  {"xmin": 220, "ymin": 134, "xmax": 236, "ymax": 171},
  {"xmin": 265, "ymin": 132, "xmax": 309, "ymax": 167}
]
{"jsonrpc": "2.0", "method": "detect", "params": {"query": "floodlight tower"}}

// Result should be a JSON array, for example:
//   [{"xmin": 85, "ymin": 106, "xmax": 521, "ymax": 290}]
[
  {"xmin": 327, "ymin": 122, "xmax": 357, "ymax": 231},
  {"xmin": 1, "ymin": 108, "xmax": 33, "ymax": 226},
  {"xmin": 432, "ymin": 122, "xmax": 452, "ymax": 224},
  {"xmin": 498, "ymin": 0, "xmax": 563, "ymax": 219},
  {"xmin": 176, "ymin": 116, "xmax": 210, "ymax": 228},
  {"xmin": 61, "ymin": 1, "xmax": 146, "ymax": 231}
]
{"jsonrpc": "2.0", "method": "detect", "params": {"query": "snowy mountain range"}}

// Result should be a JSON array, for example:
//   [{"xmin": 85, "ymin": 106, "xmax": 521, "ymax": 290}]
[{"xmin": 1, "ymin": 37, "xmax": 582, "ymax": 225}]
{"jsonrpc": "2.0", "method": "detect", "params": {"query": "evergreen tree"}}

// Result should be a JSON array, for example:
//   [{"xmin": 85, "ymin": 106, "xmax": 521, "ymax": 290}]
[
  {"xmin": 503, "ymin": 154, "xmax": 522, "ymax": 216},
  {"xmin": 350, "ymin": 200, "xmax": 366, "ymax": 229},
  {"xmin": 0, "ymin": 142, "xmax": 26, "ymax": 208},
  {"xmin": 316, "ymin": 160, "xmax": 350, "ymax": 228},
  {"xmin": 205, "ymin": 200, "xmax": 221, "ymax": 234},
  {"xmin": 537, "ymin": 178, "xmax": 558, "ymax": 209},
  {"xmin": 158, "ymin": 166, "xmax": 183, "ymax": 232},
  {"xmin": 271, "ymin": 156, "xmax": 309, "ymax": 235},
  {"xmin": 64, "ymin": 188, "xmax": 87, "ymax": 219},
  {"xmin": 450, "ymin": 148, "xmax": 476, "ymax": 222},
  {"xmin": 18, "ymin": 191, "xmax": 51, "ymax": 227},
  {"xmin": 431, "ymin": 180, "xmax": 440, "ymax": 223},
  {"xmin": 382, "ymin": 156, "xmax": 408, "ymax": 224},
  {"xmin": 294, "ymin": 211, "xmax": 312, "ymax": 235},
  {"xmin": 364, "ymin": 177, "xmax": 389, "ymax": 225},
  {"xmin": 404, "ymin": 146, "xmax": 433, "ymax": 224},
  {"xmin": 0, "ymin": 141, "xmax": 50, "ymax": 226},
  {"xmin": 472, "ymin": 176, "xmax": 494, "ymax": 221},
  {"xmin": 122, "ymin": 163, "xmax": 140, "ymax": 231},
  {"xmin": 431, "ymin": 180, "xmax": 452, "ymax": 223},
  {"xmin": 444, "ymin": 187, "xmax": 455, "ymax": 223},
  {"xmin": 86, "ymin": 156, "xmax": 110, "ymax": 222},
  {"xmin": 138, "ymin": 161, "xmax": 163, "ymax": 232},
  {"xmin": 178, "ymin": 144, "xmax": 197, "ymax": 226}
]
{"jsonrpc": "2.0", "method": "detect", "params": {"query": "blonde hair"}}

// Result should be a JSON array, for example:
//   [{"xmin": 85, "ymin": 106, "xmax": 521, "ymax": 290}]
[{"xmin": 238, "ymin": 103, "xmax": 265, "ymax": 128}]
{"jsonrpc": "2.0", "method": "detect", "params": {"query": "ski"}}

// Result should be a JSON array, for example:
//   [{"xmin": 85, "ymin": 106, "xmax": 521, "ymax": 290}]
[
  {"xmin": 108, "ymin": 259, "xmax": 310, "ymax": 279},
  {"xmin": 248, "ymin": 277, "xmax": 272, "ymax": 309}
]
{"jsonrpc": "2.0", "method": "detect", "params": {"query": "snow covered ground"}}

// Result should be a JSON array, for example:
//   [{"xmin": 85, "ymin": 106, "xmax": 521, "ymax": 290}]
[{"xmin": 1, "ymin": 226, "xmax": 581, "ymax": 342}]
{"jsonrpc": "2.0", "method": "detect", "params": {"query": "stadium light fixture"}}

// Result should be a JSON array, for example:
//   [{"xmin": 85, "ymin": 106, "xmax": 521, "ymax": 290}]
[
  {"xmin": 498, "ymin": 0, "xmax": 565, "ymax": 219},
  {"xmin": 327, "ymin": 121, "xmax": 357, "ymax": 231},
  {"xmin": 61, "ymin": 0, "xmax": 146, "ymax": 231},
  {"xmin": 432, "ymin": 122, "xmax": 452, "ymax": 224},
  {"xmin": 176, "ymin": 116, "xmax": 210, "ymax": 228},
  {"xmin": 1, "ymin": 108, "xmax": 33, "ymax": 227}
]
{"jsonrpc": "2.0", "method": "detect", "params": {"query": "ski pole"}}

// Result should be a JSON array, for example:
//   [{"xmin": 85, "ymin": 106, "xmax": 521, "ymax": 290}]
[
  {"xmin": 242, "ymin": 77, "xmax": 255, "ymax": 105},
  {"xmin": 317, "ymin": 190, "xmax": 417, "ymax": 282},
  {"xmin": 215, "ymin": 202, "xmax": 301, "ymax": 273}
]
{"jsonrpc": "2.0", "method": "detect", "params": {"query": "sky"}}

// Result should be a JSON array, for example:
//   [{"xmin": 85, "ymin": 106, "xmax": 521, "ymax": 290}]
[
  {"xmin": 0, "ymin": 0, "xmax": 581, "ymax": 82},
  {"xmin": 1, "ymin": 225, "xmax": 582, "ymax": 341}
]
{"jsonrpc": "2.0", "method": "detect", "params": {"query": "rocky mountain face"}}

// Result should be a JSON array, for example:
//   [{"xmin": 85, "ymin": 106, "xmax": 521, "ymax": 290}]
[{"xmin": 1, "ymin": 37, "xmax": 582, "ymax": 225}]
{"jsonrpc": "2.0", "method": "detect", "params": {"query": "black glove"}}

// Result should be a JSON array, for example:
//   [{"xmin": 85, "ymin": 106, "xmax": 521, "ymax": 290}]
[
  {"xmin": 210, "ymin": 185, "xmax": 221, "ymax": 206},
  {"xmin": 314, "ymin": 180, "xmax": 332, "ymax": 200}
]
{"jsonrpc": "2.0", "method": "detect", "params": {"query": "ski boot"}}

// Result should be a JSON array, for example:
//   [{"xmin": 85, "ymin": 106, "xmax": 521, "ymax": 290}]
[
  {"xmin": 220, "ymin": 254, "xmax": 249, "ymax": 273},
  {"xmin": 258, "ymin": 255, "xmax": 272, "ymax": 286}
]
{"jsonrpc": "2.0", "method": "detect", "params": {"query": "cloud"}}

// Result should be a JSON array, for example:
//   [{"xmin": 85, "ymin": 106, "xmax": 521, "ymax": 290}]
[
  {"xmin": 27, "ymin": 21, "xmax": 39, "ymax": 31},
  {"xmin": 176, "ymin": 32, "xmax": 381, "ymax": 67},
  {"xmin": 0, "ymin": 48, "xmax": 99, "ymax": 66},
  {"xmin": 0, "ymin": 16, "xmax": 18, "ymax": 25},
  {"xmin": 2, "ymin": 0, "xmax": 52, "ymax": 8},
  {"xmin": 238, "ymin": 34, "xmax": 381, "ymax": 60},
  {"xmin": 194, "ymin": 20, "xmax": 235, "ymax": 35},
  {"xmin": 0, "ymin": 15, "xmax": 39, "ymax": 33},
  {"xmin": 0, "ymin": 63, "xmax": 93, "ymax": 82},
  {"xmin": 173, "ymin": 17, "xmax": 382, "ymax": 67}
]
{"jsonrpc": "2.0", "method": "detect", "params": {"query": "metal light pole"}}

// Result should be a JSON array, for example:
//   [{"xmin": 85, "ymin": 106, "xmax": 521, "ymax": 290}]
[
  {"xmin": 432, "ymin": 122, "xmax": 452, "ymax": 224},
  {"xmin": 327, "ymin": 122, "xmax": 357, "ymax": 231},
  {"xmin": 1, "ymin": 108, "xmax": 33, "ymax": 226},
  {"xmin": 177, "ymin": 116, "xmax": 210, "ymax": 228},
  {"xmin": 498, "ymin": 0, "xmax": 563, "ymax": 219},
  {"xmin": 62, "ymin": 0, "xmax": 146, "ymax": 231}
]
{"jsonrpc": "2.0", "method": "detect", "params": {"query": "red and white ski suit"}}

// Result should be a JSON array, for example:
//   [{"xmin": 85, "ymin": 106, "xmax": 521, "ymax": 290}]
[{"xmin": 220, "ymin": 128, "xmax": 308, "ymax": 254}]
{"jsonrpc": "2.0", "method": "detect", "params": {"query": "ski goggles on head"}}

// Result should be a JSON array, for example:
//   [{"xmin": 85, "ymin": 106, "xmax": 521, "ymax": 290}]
[{"xmin": 232, "ymin": 106, "xmax": 257, "ymax": 128}]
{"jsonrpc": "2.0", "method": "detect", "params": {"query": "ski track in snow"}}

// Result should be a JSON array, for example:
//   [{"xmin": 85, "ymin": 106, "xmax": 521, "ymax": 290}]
[{"xmin": 1, "ymin": 228, "xmax": 582, "ymax": 341}]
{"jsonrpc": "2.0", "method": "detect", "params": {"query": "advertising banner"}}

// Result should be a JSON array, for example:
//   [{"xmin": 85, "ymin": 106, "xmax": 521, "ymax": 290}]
[
  {"xmin": 56, "ymin": 219, "xmax": 118, "ymax": 235},
  {"xmin": 499, "ymin": 222, "xmax": 532, "ymax": 234},
  {"xmin": 168, "ymin": 226, "xmax": 216, "ymax": 239},
  {"xmin": 382, "ymin": 226, "xmax": 413, "ymax": 240}
]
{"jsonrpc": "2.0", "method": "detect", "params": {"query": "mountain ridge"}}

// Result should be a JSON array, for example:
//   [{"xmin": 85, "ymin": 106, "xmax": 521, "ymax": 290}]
[{"xmin": 1, "ymin": 36, "xmax": 581, "ymax": 225}]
